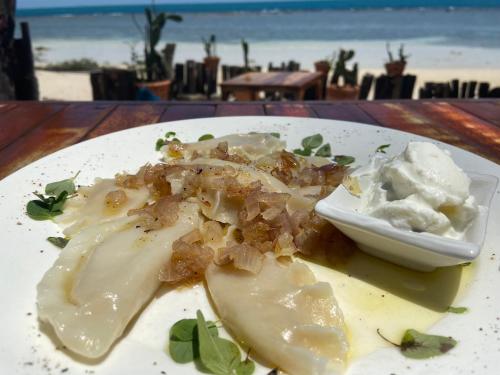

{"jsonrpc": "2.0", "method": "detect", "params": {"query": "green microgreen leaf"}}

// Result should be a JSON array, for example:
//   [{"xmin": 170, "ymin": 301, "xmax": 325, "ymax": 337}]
[
  {"xmin": 47, "ymin": 237, "xmax": 69, "ymax": 248},
  {"xmin": 235, "ymin": 358, "xmax": 255, "ymax": 375},
  {"xmin": 376, "ymin": 144, "xmax": 391, "ymax": 153},
  {"xmin": 198, "ymin": 134, "xmax": 215, "ymax": 141},
  {"xmin": 447, "ymin": 306, "xmax": 468, "ymax": 314},
  {"xmin": 400, "ymin": 329, "xmax": 457, "ymax": 359},
  {"xmin": 301, "ymin": 134, "xmax": 323, "ymax": 150},
  {"xmin": 293, "ymin": 148, "xmax": 312, "ymax": 156},
  {"xmin": 172, "ymin": 138, "xmax": 181, "ymax": 143},
  {"xmin": 378, "ymin": 328, "xmax": 457, "ymax": 360},
  {"xmin": 169, "ymin": 318, "xmax": 218, "ymax": 364},
  {"xmin": 315, "ymin": 143, "xmax": 332, "ymax": 157},
  {"xmin": 165, "ymin": 131, "xmax": 176, "ymax": 139},
  {"xmin": 269, "ymin": 132, "xmax": 280, "ymax": 139},
  {"xmin": 44, "ymin": 172, "xmax": 79, "ymax": 196},
  {"xmin": 155, "ymin": 138, "xmax": 165, "ymax": 151},
  {"xmin": 333, "ymin": 155, "xmax": 355, "ymax": 166},
  {"xmin": 26, "ymin": 191, "xmax": 68, "ymax": 220},
  {"xmin": 196, "ymin": 310, "xmax": 241, "ymax": 375}
]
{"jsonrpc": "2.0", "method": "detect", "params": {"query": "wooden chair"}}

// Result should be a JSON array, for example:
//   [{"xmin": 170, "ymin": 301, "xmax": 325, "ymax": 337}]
[
  {"xmin": 358, "ymin": 74, "xmax": 374, "ymax": 100},
  {"xmin": 374, "ymin": 74, "xmax": 415, "ymax": 100},
  {"xmin": 90, "ymin": 69, "xmax": 137, "ymax": 100}
]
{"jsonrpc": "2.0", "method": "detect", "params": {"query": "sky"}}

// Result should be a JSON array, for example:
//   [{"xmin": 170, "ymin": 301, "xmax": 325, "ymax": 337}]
[{"xmin": 18, "ymin": 0, "xmax": 290, "ymax": 9}]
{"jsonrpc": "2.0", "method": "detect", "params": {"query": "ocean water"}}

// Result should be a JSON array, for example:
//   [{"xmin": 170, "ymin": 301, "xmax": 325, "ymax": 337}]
[{"xmin": 16, "ymin": 7, "xmax": 500, "ymax": 68}]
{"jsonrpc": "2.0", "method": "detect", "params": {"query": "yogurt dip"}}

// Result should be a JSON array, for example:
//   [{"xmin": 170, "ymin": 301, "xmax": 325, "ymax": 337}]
[{"xmin": 359, "ymin": 142, "xmax": 477, "ymax": 239}]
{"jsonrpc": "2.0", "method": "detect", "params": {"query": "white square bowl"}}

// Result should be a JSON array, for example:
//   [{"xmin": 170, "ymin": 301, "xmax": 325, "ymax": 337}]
[{"xmin": 315, "ymin": 172, "xmax": 498, "ymax": 271}]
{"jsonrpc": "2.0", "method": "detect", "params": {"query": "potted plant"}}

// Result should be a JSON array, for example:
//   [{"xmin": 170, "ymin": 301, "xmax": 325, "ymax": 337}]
[
  {"xmin": 384, "ymin": 43, "xmax": 409, "ymax": 78},
  {"xmin": 136, "ymin": 6, "xmax": 182, "ymax": 99},
  {"xmin": 327, "ymin": 49, "xmax": 359, "ymax": 100},
  {"xmin": 314, "ymin": 52, "xmax": 335, "ymax": 77}
]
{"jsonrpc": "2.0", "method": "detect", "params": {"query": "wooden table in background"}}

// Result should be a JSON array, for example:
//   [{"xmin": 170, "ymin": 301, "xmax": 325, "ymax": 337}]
[
  {"xmin": 0, "ymin": 100, "xmax": 499, "ymax": 180},
  {"xmin": 220, "ymin": 72, "xmax": 324, "ymax": 100}
]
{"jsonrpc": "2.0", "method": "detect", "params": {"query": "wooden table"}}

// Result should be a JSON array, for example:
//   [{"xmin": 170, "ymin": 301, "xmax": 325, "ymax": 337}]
[
  {"xmin": 220, "ymin": 72, "xmax": 324, "ymax": 100},
  {"xmin": 0, "ymin": 100, "xmax": 499, "ymax": 180}
]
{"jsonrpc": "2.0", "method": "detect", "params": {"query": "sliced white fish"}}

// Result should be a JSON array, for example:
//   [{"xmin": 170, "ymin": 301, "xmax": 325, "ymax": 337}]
[
  {"xmin": 37, "ymin": 202, "xmax": 200, "ymax": 358},
  {"xmin": 205, "ymin": 254, "xmax": 349, "ymax": 375}
]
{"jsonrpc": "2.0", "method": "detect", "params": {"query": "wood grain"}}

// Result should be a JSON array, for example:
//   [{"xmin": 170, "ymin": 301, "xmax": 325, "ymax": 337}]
[
  {"xmin": 264, "ymin": 103, "xmax": 317, "ymax": 117},
  {"xmin": 311, "ymin": 103, "xmax": 379, "ymax": 124},
  {"xmin": 85, "ymin": 103, "xmax": 165, "ymax": 139},
  {"xmin": 160, "ymin": 104, "xmax": 216, "ymax": 122},
  {"xmin": 0, "ymin": 103, "xmax": 115, "ymax": 180},
  {"xmin": 451, "ymin": 101, "xmax": 500, "ymax": 128},
  {"xmin": 0, "ymin": 103, "xmax": 66, "ymax": 150},
  {"xmin": 215, "ymin": 103, "xmax": 265, "ymax": 117}
]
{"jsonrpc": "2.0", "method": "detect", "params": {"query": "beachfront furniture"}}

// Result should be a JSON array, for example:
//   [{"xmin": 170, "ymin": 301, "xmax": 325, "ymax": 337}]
[
  {"xmin": 0, "ymin": 21, "xmax": 38, "ymax": 100},
  {"xmin": 419, "ymin": 80, "xmax": 498, "ymax": 99},
  {"xmin": 162, "ymin": 43, "xmax": 176, "ymax": 81},
  {"xmin": 358, "ymin": 74, "xmax": 374, "ymax": 100},
  {"xmin": 2, "ymin": 99, "xmax": 499, "ymax": 181},
  {"xmin": 90, "ymin": 69, "xmax": 138, "ymax": 100},
  {"xmin": 374, "ymin": 74, "xmax": 416, "ymax": 99},
  {"xmin": 221, "ymin": 65, "xmax": 262, "ymax": 81},
  {"xmin": 267, "ymin": 61, "xmax": 301, "ymax": 72},
  {"xmin": 220, "ymin": 71, "xmax": 323, "ymax": 101},
  {"xmin": 171, "ymin": 60, "xmax": 220, "ymax": 100}
]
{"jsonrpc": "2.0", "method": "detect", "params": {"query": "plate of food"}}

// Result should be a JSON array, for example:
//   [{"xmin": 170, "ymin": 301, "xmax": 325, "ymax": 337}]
[{"xmin": 0, "ymin": 116, "xmax": 498, "ymax": 375}]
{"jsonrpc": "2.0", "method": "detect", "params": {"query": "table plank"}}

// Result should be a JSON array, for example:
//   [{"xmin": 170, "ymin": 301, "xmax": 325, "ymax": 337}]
[
  {"xmin": 357, "ymin": 101, "xmax": 495, "ymax": 159},
  {"xmin": 0, "ymin": 103, "xmax": 17, "ymax": 113},
  {"xmin": 401, "ymin": 101, "xmax": 500, "ymax": 161},
  {"xmin": 451, "ymin": 101, "xmax": 500, "ymax": 128},
  {"xmin": 84, "ymin": 103, "xmax": 165, "ymax": 139},
  {"xmin": 0, "ymin": 103, "xmax": 115, "ymax": 180},
  {"xmin": 0, "ymin": 103, "xmax": 66, "ymax": 150},
  {"xmin": 264, "ymin": 103, "xmax": 317, "ymax": 117},
  {"xmin": 160, "ymin": 104, "xmax": 216, "ymax": 122},
  {"xmin": 311, "ymin": 103, "xmax": 379, "ymax": 125},
  {"xmin": 215, "ymin": 103, "xmax": 265, "ymax": 116}
]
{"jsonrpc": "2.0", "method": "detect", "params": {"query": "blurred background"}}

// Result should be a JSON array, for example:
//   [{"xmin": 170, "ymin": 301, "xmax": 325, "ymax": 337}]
[{"xmin": 2, "ymin": 0, "xmax": 500, "ymax": 101}]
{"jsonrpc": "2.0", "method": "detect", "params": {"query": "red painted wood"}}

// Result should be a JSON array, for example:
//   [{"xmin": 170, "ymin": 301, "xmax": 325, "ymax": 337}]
[
  {"xmin": 311, "ymin": 103, "xmax": 379, "ymax": 125},
  {"xmin": 264, "ymin": 103, "xmax": 317, "ymax": 117},
  {"xmin": 0, "ymin": 103, "xmax": 115, "ymax": 180},
  {"xmin": 402, "ymin": 101, "xmax": 500, "ymax": 160},
  {"xmin": 160, "ymin": 104, "xmax": 216, "ymax": 122},
  {"xmin": 0, "ymin": 103, "xmax": 17, "ymax": 114},
  {"xmin": 451, "ymin": 101, "xmax": 500, "ymax": 128},
  {"xmin": 215, "ymin": 103, "xmax": 265, "ymax": 117},
  {"xmin": 0, "ymin": 102, "xmax": 66, "ymax": 150},
  {"xmin": 85, "ymin": 104, "xmax": 165, "ymax": 139}
]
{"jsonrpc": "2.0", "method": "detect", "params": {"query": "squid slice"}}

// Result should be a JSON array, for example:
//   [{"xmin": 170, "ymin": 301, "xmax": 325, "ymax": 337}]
[
  {"xmin": 37, "ymin": 202, "xmax": 200, "ymax": 359},
  {"xmin": 205, "ymin": 254, "xmax": 349, "ymax": 375}
]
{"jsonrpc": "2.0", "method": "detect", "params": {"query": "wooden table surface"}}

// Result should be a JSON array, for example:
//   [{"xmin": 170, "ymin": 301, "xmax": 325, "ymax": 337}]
[
  {"xmin": 220, "ymin": 72, "xmax": 324, "ymax": 100},
  {"xmin": 0, "ymin": 100, "xmax": 499, "ymax": 180}
]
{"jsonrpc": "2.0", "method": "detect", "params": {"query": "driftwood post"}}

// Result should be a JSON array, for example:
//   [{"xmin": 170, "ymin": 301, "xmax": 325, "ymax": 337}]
[
  {"xmin": 13, "ymin": 21, "xmax": 38, "ymax": 99},
  {"xmin": 0, "ymin": 0, "xmax": 16, "ymax": 99}
]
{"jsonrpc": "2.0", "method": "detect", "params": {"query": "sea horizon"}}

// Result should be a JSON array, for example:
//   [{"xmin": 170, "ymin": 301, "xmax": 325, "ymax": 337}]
[{"xmin": 17, "ymin": 0, "xmax": 500, "ymax": 17}]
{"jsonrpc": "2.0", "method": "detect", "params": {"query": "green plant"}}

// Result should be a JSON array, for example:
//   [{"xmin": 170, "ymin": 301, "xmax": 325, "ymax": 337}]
[
  {"xmin": 44, "ymin": 58, "xmax": 99, "ymax": 72},
  {"xmin": 143, "ymin": 6, "xmax": 182, "ymax": 82},
  {"xmin": 241, "ymin": 38, "xmax": 250, "ymax": 70},
  {"xmin": 202, "ymin": 34, "xmax": 217, "ymax": 57},
  {"xmin": 331, "ymin": 49, "xmax": 358, "ymax": 86},
  {"xmin": 386, "ymin": 42, "xmax": 410, "ymax": 63}
]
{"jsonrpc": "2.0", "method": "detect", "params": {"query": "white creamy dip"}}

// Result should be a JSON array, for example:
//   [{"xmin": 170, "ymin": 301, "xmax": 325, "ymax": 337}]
[{"xmin": 360, "ymin": 142, "xmax": 477, "ymax": 239}]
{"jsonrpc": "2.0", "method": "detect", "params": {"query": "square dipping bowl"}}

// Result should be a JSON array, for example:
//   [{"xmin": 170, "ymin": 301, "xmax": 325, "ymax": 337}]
[{"xmin": 315, "ymin": 172, "xmax": 498, "ymax": 272}]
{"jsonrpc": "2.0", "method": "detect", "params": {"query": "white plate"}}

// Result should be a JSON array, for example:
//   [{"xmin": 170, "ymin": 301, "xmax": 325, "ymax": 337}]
[{"xmin": 0, "ymin": 116, "xmax": 499, "ymax": 375}]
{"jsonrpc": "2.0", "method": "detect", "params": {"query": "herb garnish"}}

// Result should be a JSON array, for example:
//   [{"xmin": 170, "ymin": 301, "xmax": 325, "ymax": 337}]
[
  {"xmin": 447, "ymin": 306, "xmax": 468, "ymax": 314},
  {"xmin": 269, "ymin": 132, "xmax": 280, "ymax": 139},
  {"xmin": 333, "ymin": 155, "xmax": 355, "ymax": 166},
  {"xmin": 168, "ymin": 311, "xmax": 255, "ymax": 374},
  {"xmin": 156, "ymin": 131, "xmax": 179, "ymax": 150},
  {"xmin": 45, "ymin": 172, "xmax": 79, "ymax": 196},
  {"xmin": 26, "ymin": 191, "xmax": 69, "ymax": 220},
  {"xmin": 376, "ymin": 144, "xmax": 391, "ymax": 153},
  {"xmin": 47, "ymin": 237, "xmax": 69, "ymax": 248},
  {"xmin": 377, "ymin": 328, "xmax": 457, "ymax": 359},
  {"xmin": 315, "ymin": 143, "xmax": 332, "ymax": 157},
  {"xmin": 198, "ymin": 134, "xmax": 215, "ymax": 141},
  {"xmin": 293, "ymin": 134, "xmax": 332, "ymax": 158}
]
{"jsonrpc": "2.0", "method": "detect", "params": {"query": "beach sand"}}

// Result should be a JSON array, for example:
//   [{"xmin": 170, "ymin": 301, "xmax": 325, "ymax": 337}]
[{"xmin": 36, "ymin": 67, "xmax": 500, "ymax": 101}]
